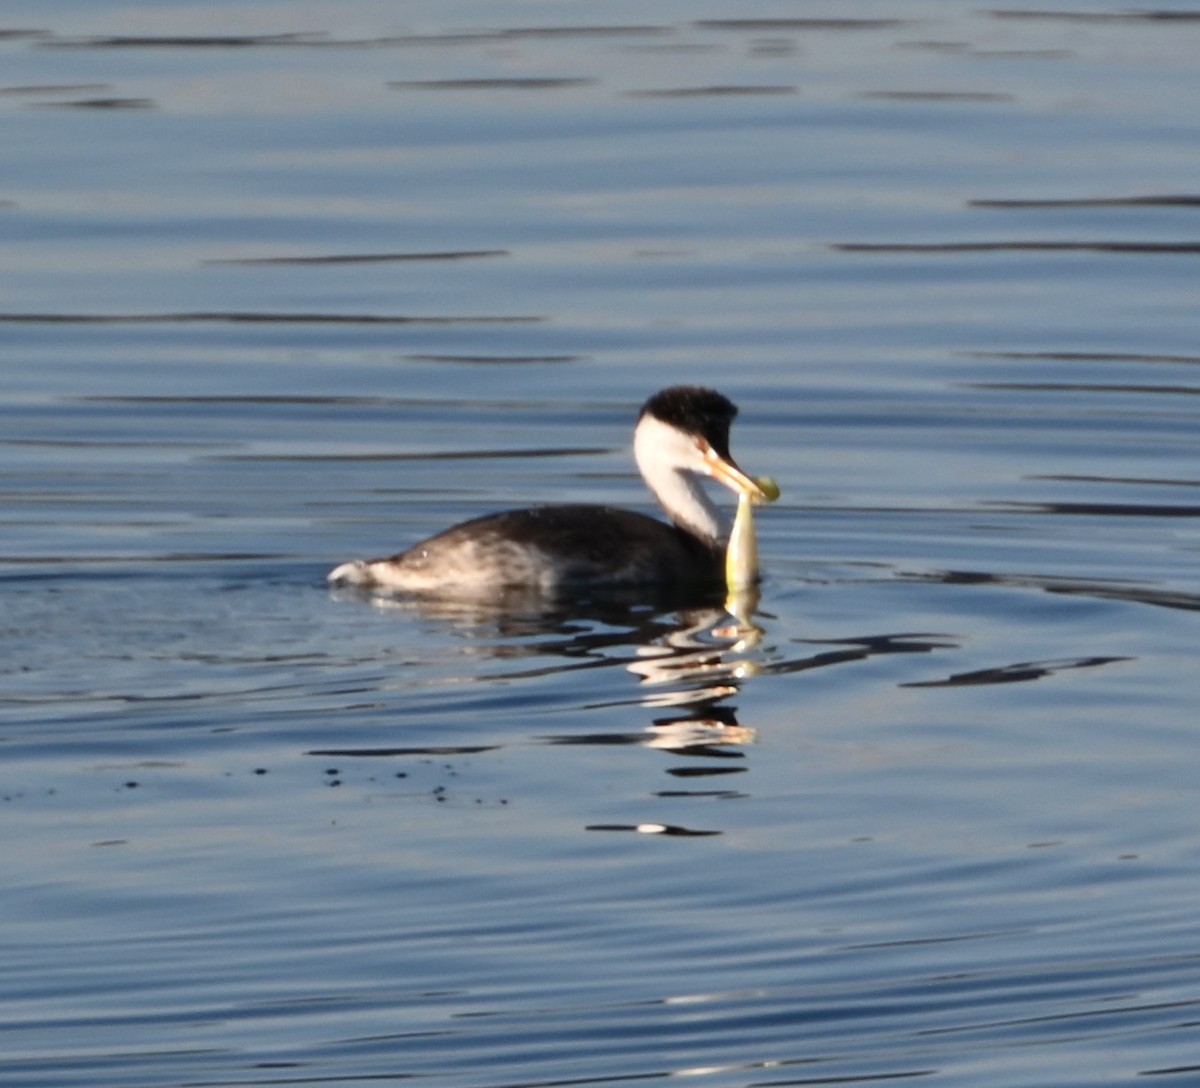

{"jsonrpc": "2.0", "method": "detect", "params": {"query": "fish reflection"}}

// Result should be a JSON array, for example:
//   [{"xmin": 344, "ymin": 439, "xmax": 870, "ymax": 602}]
[
  {"xmin": 626, "ymin": 593, "xmax": 764, "ymax": 694},
  {"xmin": 542, "ymin": 594, "xmax": 768, "ymax": 832}
]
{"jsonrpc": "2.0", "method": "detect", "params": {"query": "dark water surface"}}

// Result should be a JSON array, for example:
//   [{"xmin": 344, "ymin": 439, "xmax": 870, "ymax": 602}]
[{"xmin": 4, "ymin": 3, "xmax": 1200, "ymax": 1086}]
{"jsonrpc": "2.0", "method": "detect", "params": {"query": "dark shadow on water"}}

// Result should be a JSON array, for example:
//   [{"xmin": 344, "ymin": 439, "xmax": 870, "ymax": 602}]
[
  {"xmin": 403, "ymin": 353, "xmax": 585, "ymax": 365},
  {"xmin": 836, "ymin": 240, "xmax": 1200, "ymax": 254},
  {"xmin": 768, "ymin": 632, "xmax": 957, "ymax": 678},
  {"xmin": 212, "ymin": 445, "xmax": 609, "ymax": 464},
  {"xmin": 43, "ymin": 25, "xmax": 672, "ymax": 49},
  {"xmin": 584, "ymin": 822, "xmax": 721, "ymax": 836},
  {"xmin": 205, "ymin": 250, "xmax": 509, "ymax": 266},
  {"xmin": 911, "ymin": 567, "xmax": 1200, "ymax": 614},
  {"xmin": 861, "ymin": 90, "xmax": 1011, "ymax": 102},
  {"xmin": 903, "ymin": 654, "xmax": 1131, "ymax": 688},
  {"xmin": 968, "ymin": 349, "xmax": 1200, "ymax": 365},
  {"xmin": 33, "ymin": 96, "xmax": 156, "ymax": 109},
  {"xmin": 967, "ymin": 382, "xmax": 1200, "ymax": 398},
  {"xmin": 972, "ymin": 194, "xmax": 1200, "ymax": 208},
  {"xmin": 625, "ymin": 85, "xmax": 797, "ymax": 98},
  {"xmin": 42, "ymin": 32, "xmax": 330, "ymax": 48},
  {"xmin": 389, "ymin": 78, "xmax": 593, "ymax": 90},
  {"xmin": 694, "ymin": 18, "xmax": 908, "ymax": 31},
  {"xmin": 0, "ymin": 552, "xmax": 288, "ymax": 573},
  {"xmin": 983, "ymin": 498, "xmax": 1200, "ymax": 517},
  {"xmin": 309, "ymin": 745, "xmax": 500, "ymax": 758},
  {"xmin": 0, "ymin": 311, "xmax": 542, "ymax": 325},
  {"xmin": 1, "ymin": 81, "xmax": 110, "ymax": 95},
  {"xmin": 989, "ymin": 9, "xmax": 1200, "ymax": 22},
  {"xmin": 1029, "ymin": 473, "xmax": 1200, "ymax": 489}
]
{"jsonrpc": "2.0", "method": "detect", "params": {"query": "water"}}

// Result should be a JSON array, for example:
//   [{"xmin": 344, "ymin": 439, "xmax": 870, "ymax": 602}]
[{"xmin": 4, "ymin": 3, "xmax": 1200, "ymax": 1086}]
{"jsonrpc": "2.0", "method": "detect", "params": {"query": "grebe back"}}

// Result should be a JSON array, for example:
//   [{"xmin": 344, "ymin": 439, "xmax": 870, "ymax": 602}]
[{"xmin": 328, "ymin": 385, "xmax": 770, "ymax": 596}]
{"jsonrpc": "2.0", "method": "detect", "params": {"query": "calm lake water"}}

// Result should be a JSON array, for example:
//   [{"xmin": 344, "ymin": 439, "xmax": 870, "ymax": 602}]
[{"xmin": 4, "ymin": 3, "xmax": 1200, "ymax": 1086}]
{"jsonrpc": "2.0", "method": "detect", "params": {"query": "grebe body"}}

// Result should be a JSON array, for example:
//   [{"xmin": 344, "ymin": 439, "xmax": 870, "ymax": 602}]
[{"xmin": 328, "ymin": 386, "xmax": 769, "ymax": 596}]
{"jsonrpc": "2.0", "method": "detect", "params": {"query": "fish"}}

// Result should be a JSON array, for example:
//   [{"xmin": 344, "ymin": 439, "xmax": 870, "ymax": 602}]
[{"xmin": 725, "ymin": 475, "xmax": 779, "ymax": 592}]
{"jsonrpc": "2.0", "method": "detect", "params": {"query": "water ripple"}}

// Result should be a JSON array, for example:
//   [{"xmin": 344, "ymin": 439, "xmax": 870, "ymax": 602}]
[{"xmin": 0, "ymin": 311, "xmax": 542, "ymax": 324}]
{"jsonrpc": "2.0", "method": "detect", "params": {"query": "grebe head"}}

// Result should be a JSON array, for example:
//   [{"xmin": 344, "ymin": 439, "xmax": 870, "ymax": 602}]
[{"xmin": 633, "ymin": 386, "xmax": 769, "ymax": 547}]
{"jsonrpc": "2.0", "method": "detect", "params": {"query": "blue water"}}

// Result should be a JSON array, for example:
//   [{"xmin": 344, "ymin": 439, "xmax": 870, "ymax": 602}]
[{"xmin": 4, "ymin": 4, "xmax": 1200, "ymax": 1086}]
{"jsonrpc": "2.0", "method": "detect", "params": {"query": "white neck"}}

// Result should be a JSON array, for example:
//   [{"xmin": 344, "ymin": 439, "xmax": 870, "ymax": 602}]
[{"xmin": 633, "ymin": 415, "xmax": 729, "ymax": 548}]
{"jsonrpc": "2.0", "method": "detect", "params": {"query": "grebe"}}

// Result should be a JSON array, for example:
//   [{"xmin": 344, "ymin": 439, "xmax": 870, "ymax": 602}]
[{"xmin": 327, "ymin": 385, "xmax": 771, "ymax": 596}]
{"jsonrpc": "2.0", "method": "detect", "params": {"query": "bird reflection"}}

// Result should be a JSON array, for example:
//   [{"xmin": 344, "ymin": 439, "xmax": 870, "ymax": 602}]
[
  {"xmin": 324, "ymin": 582, "xmax": 961, "ymax": 835},
  {"xmin": 334, "ymin": 579, "xmax": 766, "ymax": 747}
]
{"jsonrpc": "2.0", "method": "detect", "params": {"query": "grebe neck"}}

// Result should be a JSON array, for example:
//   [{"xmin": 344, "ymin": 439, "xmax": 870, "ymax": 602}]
[{"xmin": 634, "ymin": 415, "xmax": 729, "ymax": 548}]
